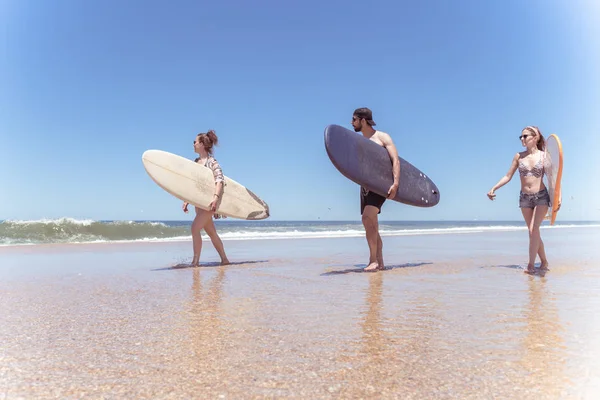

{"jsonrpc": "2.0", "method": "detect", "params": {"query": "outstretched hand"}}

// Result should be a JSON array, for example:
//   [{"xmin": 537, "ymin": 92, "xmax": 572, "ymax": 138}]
[{"xmin": 487, "ymin": 190, "xmax": 496, "ymax": 201}]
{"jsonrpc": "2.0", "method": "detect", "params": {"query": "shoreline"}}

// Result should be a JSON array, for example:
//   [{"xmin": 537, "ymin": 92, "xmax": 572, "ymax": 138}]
[{"xmin": 1, "ymin": 222, "xmax": 599, "ymax": 251}]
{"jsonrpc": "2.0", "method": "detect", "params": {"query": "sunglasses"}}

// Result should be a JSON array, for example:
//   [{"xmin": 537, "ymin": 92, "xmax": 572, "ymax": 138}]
[{"xmin": 519, "ymin": 134, "xmax": 534, "ymax": 140}]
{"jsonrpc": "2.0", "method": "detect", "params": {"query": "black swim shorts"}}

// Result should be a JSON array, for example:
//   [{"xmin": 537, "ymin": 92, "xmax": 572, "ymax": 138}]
[{"xmin": 360, "ymin": 187, "xmax": 386, "ymax": 215}]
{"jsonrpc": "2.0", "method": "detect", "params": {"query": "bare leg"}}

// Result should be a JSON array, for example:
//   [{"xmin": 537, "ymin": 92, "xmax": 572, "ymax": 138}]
[
  {"xmin": 538, "ymin": 239, "xmax": 549, "ymax": 271},
  {"xmin": 362, "ymin": 206, "xmax": 381, "ymax": 272},
  {"xmin": 204, "ymin": 218, "xmax": 230, "ymax": 265},
  {"xmin": 521, "ymin": 208, "xmax": 535, "ymax": 274},
  {"xmin": 190, "ymin": 208, "xmax": 213, "ymax": 266},
  {"xmin": 376, "ymin": 234, "xmax": 384, "ymax": 269},
  {"xmin": 521, "ymin": 205, "xmax": 549, "ymax": 274},
  {"xmin": 531, "ymin": 205, "xmax": 549, "ymax": 270}
]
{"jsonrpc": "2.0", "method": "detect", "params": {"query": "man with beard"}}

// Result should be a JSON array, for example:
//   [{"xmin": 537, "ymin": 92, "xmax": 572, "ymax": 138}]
[{"xmin": 350, "ymin": 107, "xmax": 400, "ymax": 272}]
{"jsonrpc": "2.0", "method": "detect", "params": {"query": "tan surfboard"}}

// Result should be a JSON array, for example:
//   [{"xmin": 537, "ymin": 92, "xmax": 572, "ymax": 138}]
[
  {"xmin": 142, "ymin": 150, "xmax": 269, "ymax": 220},
  {"xmin": 544, "ymin": 134, "xmax": 564, "ymax": 225}
]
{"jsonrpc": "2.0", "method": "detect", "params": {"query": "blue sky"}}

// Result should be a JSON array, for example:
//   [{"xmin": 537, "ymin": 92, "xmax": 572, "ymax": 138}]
[{"xmin": 1, "ymin": 0, "xmax": 599, "ymax": 221}]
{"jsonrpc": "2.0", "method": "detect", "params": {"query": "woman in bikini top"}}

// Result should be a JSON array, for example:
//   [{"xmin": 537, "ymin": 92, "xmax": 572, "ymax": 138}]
[
  {"xmin": 486, "ymin": 126, "xmax": 553, "ymax": 275},
  {"xmin": 182, "ymin": 130, "xmax": 230, "ymax": 267}
]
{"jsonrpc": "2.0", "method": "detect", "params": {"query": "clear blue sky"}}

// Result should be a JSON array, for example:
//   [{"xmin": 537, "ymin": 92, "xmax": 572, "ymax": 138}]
[{"xmin": 1, "ymin": 0, "xmax": 599, "ymax": 221}]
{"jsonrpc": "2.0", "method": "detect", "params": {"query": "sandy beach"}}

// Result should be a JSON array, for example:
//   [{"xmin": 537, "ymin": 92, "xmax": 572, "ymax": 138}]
[{"xmin": 1, "ymin": 226, "xmax": 599, "ymax": 399}]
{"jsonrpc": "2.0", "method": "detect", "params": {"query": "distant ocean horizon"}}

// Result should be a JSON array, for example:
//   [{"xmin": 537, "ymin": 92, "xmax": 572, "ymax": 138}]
[{"xmin": 1, "ymin": 218, "xmax": 599, "ymax": 246}]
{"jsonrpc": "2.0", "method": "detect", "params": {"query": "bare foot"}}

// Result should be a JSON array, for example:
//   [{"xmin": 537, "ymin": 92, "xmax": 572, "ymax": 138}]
[
  {"xmin": 524, "ymin": 264, "xmax": 535, "ymax": 275},
  {"xmin": 364, "ymin": 262, "xmax": 380, "ymax": 272},
  {"xmin": 540, "ymin": 261, "xmax": 550, "ymax": 271},
  {"xmin": 220, "ymin": 259, "xmax": 230, "ymax": 266}
]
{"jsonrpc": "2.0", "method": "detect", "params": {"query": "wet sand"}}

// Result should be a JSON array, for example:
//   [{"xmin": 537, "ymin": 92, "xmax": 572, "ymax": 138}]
[{"xmin": 1, "ymin": 226, "xmax": 599, "ymax": 399}]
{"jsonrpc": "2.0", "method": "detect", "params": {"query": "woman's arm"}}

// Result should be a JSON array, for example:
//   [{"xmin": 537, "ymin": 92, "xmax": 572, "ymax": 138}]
[
  {"xmin": 209, "ymin": 159, "xmax": 225, "ymax": 212},
  {"xmin": 488, "ymin": 153, "xmax": 520, "ymax": 200}
]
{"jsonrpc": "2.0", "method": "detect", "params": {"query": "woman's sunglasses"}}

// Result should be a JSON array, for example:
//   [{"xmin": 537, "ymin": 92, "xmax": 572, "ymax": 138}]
[{"xmin": 519, "ymin": 134, "xmax": 534, "ymax": 140}]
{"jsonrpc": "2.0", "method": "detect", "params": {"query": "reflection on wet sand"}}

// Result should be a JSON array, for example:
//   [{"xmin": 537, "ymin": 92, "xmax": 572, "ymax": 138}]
[
  {"xmin": 2, "ymin": 228, "xmax": 600, "ymax": 399},
  {"xmin": 185, "ymin": 267, "xmax": 231, "ymax": 389},
  {"xmin": 359, "ymin": 272, "xmax": 386, "ymax": 363},
  {"xmin": 332, "ymin": 272, "xmax": 447, "ymax": 398},
  {"xmin": 517, "ymin": 275, "xmax": 568, "ymax": 397},
  {"xmin": 188, "ymin": 266, "xmax": 227, "ymax": 350},
  {"xmin": 326, "ymin": 268, "xmax": 575, "ymax": 398}
]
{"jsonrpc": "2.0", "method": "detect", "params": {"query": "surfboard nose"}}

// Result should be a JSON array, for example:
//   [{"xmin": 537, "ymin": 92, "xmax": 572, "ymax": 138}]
[{"xmin": 142, "ymin": 149, "xmax": 162, "ymax": 163}]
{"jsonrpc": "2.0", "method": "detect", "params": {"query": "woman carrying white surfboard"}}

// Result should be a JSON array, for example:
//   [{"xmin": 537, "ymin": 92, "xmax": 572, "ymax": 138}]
[
  {"xmin": 182, "ymin": 130, "xmax": 230, "ymax": 267},
  {"xmin": 487, "ymin": 126, "xmax": 560, "ymax": 275}
]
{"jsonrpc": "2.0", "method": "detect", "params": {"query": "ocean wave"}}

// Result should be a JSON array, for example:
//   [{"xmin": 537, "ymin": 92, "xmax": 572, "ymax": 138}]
[
  {"xmin": 0, "ymin": 219, "xmax": 598, "ymax": 246},
  {"xmin": 0, "ymin": 219, "xmax": 178, "ymax": 245},
  {"xmin": 5, "ymin": 217, "xmax": 97, "ymax": 226}
]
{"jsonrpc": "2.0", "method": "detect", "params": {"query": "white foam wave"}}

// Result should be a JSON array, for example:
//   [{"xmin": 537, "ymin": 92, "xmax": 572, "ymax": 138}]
[
  {"xmin": 3, "ymin": 218, "xmax": 170, "ymax": 228},
  {"xmin": 5, "ymin": 217, "xmax": 97, "ymax": 226},
  {"xmin": 213, "ymin": 224, "xmax": 600, "ymax": 240},
  {"xmin": 105, "ymin": 220, "xmax": 169, "ymax": 227}
]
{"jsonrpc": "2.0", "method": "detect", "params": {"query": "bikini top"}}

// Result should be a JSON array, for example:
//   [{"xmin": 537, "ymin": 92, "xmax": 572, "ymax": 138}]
[{"xmin": 518, "ymin": 152, "xmax": 544, "ymax": 178}]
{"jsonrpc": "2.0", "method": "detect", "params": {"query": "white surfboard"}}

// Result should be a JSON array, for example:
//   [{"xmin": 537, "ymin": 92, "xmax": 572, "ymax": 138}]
[{"xmin": 142, "ymin": 150, "xmax": 269, "ymax": 220}]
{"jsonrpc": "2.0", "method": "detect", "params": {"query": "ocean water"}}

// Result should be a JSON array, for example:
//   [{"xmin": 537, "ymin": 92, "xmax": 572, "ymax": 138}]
[{"xmin": 0, "ymin": 218, "xmax": 599, "ymax": 246}]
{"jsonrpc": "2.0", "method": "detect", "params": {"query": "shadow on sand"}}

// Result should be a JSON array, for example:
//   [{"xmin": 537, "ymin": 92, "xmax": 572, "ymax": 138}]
[
  {"xmin": 480, "ymin": 263, "xmax": 549, "ymax": 277},
  {"xmin": 321, "ymin": 262, "xmax": 433, "ymax": 276},
  {"xmin": 152, "ymin": 260, "xmax": 269, "ymax": 271},
  {"xmin": 482, "ymin": 264, "xmax": 524, "ymax": 270}
]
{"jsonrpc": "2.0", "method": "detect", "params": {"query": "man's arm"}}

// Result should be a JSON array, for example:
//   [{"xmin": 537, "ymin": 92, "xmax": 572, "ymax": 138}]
[{"xmin": 380, "ymin": 132, "xmax": 400, "ymax": 198}]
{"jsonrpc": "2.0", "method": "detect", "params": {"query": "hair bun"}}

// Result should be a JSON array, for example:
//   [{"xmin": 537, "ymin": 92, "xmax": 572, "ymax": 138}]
[{"xmin": 206, "ymin": 130, "xmax": 218, "ymax": 146}]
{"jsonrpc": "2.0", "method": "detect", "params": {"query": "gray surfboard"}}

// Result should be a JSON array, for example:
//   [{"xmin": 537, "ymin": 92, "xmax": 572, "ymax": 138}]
[{"xmin": 324, "ymin": 124, "xmax": 440, "ymax": 207}]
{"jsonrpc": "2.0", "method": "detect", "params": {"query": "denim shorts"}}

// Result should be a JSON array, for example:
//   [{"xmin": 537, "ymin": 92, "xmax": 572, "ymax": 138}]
[{"xmin": 519, "ymin": 187, "xmax": 551, "ymax": 209}]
